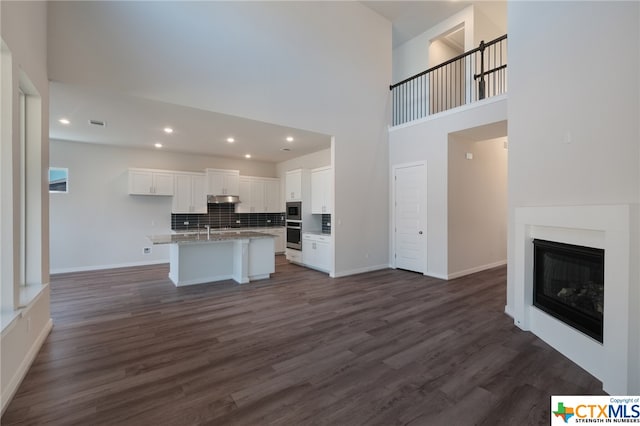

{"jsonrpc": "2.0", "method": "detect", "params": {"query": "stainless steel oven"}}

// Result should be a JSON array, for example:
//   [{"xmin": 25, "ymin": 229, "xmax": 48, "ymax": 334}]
[
  {"xmin": 286, "ymin": 201, "xmax": 302, "ymax": 221},
  {"xmin": 286, "ymin": 221, "xmax": 302, "ymax": 250}
]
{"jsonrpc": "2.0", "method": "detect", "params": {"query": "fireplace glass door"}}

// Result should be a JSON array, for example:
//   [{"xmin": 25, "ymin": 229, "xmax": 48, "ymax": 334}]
[{"xmin": 533, "ymin": 239, "xmax": 604, "ymax": 343}]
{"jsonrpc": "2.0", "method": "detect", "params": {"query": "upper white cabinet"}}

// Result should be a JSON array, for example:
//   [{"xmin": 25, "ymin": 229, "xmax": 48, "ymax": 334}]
[
  {"xmin": 128, "ymin": 168, "xmax": 174, "ymax": 195},
  {"xmin": 311, "ymin": 166, "xmax": 332, "ymax": 214},
  {"xmin": 237, "ymin": 176, "xmax": 281, "ymax": 213},
  {"xmin": 206, "ymin": 168, "xmax": 239, "ymax": 195},
  {"xmin": 173, "ymin": 172, "xmax": 207, "ymax": 213},
  {"xmin": 285, "ymin": 169, "xmax": 303, "ymax": 201},
  {"xmin": 264, "ymin": 179, "xmax": 281, "ymax": 212}
]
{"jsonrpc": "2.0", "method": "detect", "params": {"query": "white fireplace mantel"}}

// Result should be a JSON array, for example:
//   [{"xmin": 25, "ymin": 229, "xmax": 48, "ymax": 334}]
[{"xmin": 510, "ymin": 204, "xmax": 639, "ymax": 394}]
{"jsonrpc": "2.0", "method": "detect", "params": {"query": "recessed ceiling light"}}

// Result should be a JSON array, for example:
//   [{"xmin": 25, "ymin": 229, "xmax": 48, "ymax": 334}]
[
  {"xmin": 154, "ymin": 143, "xmax": 163, "ymax": 148},
  {"xmin": 245, "ymin": 154, "xmax": 251, "ymax": 159},
  {"xmin": 163, "ymin": 127, "xmax": 174, "ymax": 134},
  {"xmin": 59, "ymin": 118, "xmax": 70, "ymax": 125},
  {"xmin": 286, "ymin": 136, "xmax": 294, "ymax": 142},
  {"xmin": 227, "ymin": 137, "xmax": 235, "ymax": 143}
]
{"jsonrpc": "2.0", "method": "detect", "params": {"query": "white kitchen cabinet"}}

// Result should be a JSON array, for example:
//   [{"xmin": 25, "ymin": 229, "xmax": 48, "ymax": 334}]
[
  {"xmin": 285, "ymin": 169, "xmax": 302, "ymax": 201},
  {"xmin": 237, "ymin": 177, "xmax": 252, "ymax": 213},
  {"xmin": 286, "ymin": 248, "xmax": 302, "ymax": 264},
  {"xmin": 273, "ymin": 228, "xmax": 285, "ymax": 254},
  {"xmin": 172, "ymin": 172, "xmax": 207, "ymax": 213},
  {"xmin": 251, "ymin": 180, "xmax": 266, "ymax": 212},
  {"xmin": 311, "ymin": 166, "xmax": 332, "ymax": 214},
  {"xmin": 261, "ymin": 227, "xmax": 285, "ymax": 253},
  {"xmin": 264, "ymin": 179, "xmax": 281, "ymax": 212},
  {"xmin": 128, "ymin": 168, "xmax": 174, "ymax": 195},
  {"xmin": 302, "ymin": 233, "xmax": 331, "ymax": 273},
  {"xmin": 237, "ymin": 176, "xmax": 281, "ymax": 213},
  {"xmin": 206, "ymin": 168, "xmax": 239, "ymax": 195}
]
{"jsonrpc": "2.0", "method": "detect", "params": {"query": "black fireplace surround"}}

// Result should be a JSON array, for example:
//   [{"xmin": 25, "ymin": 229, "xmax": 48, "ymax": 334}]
[{"xmin": 533, "ymin": 239, "xmax": 604, "ymax": 343}]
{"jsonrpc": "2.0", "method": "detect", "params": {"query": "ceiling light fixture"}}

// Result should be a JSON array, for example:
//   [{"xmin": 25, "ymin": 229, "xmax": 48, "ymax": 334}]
[
  {"xmin": 286, "ymin": 136, "xmax": 294, "ymax": 142},
  {"xmin": 59, "ymin": 118, "xmax": 70, "ymax": 125},
  {"xmin": 245, "ymin": 154, "xmax": 251, "ymax": 159},
  {"xmin": 154, "ymin": 143, "xmax": 163, "ymax": 148},
  {"xmin": 227, "ymin": 137, "xmax": 235, "ymax": 143},
  {"xmin": 163, "ymin": 127, "xmax": 174, "ymax": 134}
]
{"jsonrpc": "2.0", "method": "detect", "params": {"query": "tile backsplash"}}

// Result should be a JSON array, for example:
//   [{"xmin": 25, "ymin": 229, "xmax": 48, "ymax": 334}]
[
  {"xmin": 322, "ymin": 214, "xmax": 331, "ymax": 234},
  {"xmin": 172, "ymin": 203, "xmax": 285, "ymax": 230}
]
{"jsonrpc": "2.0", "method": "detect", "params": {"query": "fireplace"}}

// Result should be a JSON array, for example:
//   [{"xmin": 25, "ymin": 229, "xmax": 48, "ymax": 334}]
[{"xmin": 533, "ymin": 239, "xmax": 604, "ymax": 343}]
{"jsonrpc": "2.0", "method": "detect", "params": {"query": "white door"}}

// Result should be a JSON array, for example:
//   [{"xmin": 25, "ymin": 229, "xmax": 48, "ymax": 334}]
[{"xmin": 394, "ymin": 164, "xmax": 426, "ymax": 273}]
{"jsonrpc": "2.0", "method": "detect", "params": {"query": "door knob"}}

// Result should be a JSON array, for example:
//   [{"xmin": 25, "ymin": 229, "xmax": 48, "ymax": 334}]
[{"xmin": 418, "ymin": 231, "xmax": 423, "ymax": 235}]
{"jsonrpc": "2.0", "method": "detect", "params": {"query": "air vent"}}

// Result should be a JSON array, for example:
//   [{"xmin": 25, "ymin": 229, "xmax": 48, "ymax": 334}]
[
  {"xmin": 88, "ymin": 119, "xmax": 106, "ymax": 127},
  {"xmin": 280, "ymin": 147, "xmax": 291, "ymax": 152}
]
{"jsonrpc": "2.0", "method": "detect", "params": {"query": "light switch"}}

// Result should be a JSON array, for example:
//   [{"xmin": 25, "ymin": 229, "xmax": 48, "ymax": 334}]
[{"xmin": 465, "ymin": 152, "xmax": 473, "ymax": 160}]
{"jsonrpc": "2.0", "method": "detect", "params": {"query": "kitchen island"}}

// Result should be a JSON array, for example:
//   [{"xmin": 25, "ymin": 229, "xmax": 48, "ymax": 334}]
[{"xmin": 148, "ymin": 231, "xmax": 275, "ymax": 286}]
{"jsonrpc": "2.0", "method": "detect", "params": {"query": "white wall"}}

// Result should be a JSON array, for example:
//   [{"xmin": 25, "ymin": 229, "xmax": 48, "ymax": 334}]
[
  {"xmin": 276, "ymin": 148, "xmax": 331, "ymax": 177},
  {"xmin": 448, "ymin": 136, "xmax": 507, "ymax": 277},
  {"xmin": 507, "ymin": 1, "xmax": 639, "ymax": 392},
  {"xmin": 47, "ymin": 2, "xmax": 392, "ymax": 278},
  {"xmin": 389, "ymin": 97, "xmax": 507, "ymax": 279},
  {"xmin": 474, "ymin": 1, "xmax": 507, "ymax": 44},
  {"xmin": 0, "ymin": 0, "xmax": 51, "ymax": 414},
  {"xmin": 393, "ymin": 6, "xmax": 474, "ymax": 83},
  {"xmin": 428, "ymin": 38, "xmax": 462, "ymax": 68},
  {"xmin": 49, "ymin": 140, "xmax": 278, "ymax": 273}
]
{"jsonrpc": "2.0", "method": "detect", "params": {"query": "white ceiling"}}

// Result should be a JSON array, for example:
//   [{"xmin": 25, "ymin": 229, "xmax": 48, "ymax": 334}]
[
  {"xmin": 47, "ymin": 1, "xmax": 478, "ymax": 163},
  {"xmin": 50, "ymin": 82, "xmax": 331, "ymax": 163},
  {"xmin": 361, "ymin": 1, "xmax": 472, "ymax": 47}
]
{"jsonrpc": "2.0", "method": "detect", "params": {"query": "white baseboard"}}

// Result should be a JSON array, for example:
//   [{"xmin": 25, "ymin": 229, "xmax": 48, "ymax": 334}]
[
  {"xmin": 423, "ymin": 272, "xmax": 449, "ymax": 280},
  {"xmin": 447, "ymin": 259, "xmax": 507, "ymax": 280},
  {"xmin": 332, "ymin": 263, "xmax": 389, "ymax": 278},
  {"xmin": 504, "ymin": 304, "xmax": 514, "ymax": 318},
  {"xmin": 1, "ymin": 318, "xmax": 53, "ymax": 415},
  {"xmin": 50, "ymin": 259, "xmax": 169, "ymax": 274}
]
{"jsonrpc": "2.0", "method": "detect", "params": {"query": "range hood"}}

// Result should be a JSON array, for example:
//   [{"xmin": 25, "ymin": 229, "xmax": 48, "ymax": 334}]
[{"xmin": 207, "ymin": 194, "xmax": 241, "ymax": 204}]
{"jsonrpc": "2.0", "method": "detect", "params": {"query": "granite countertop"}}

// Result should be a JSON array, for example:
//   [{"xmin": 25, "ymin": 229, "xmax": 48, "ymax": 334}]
[
  {"xmin": 302, "ymin": 230, "xmax": 332, "ymax": 237},
  {"xmin": 148, "ymin": 231, "xmax": 275, "ymax": 245},
  {"xmin": 172, "ymin": 226, "xmax": 284, "ymax": 234}
]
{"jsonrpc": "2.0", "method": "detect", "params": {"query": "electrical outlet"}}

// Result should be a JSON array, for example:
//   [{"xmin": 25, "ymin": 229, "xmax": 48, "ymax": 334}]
[
  {"xmin": 183, "ymin": 221, "xmax": 189, "ymax": 225},
  {"xmin": 143, "ymin": 247, "xmax": 151, "ymax": 255},
  {"xmin": 236, "ymin": 220, "xmax": 241, "ymax": 224},
  {"xmin": 267, "ymin": 219, "xmax": 271, "ymax": 223}
]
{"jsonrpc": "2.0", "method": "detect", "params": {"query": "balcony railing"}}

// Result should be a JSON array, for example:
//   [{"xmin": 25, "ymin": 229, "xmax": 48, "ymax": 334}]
[{"xmin": 390, "ymin": 34, "xmax": 507, "ymax": 126}]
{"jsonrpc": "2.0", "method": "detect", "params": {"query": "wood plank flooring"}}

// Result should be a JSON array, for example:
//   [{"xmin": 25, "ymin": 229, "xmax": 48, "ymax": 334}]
[{"xmin": 2, "ymin": 257, "xmax": 603, "ymax": 425}]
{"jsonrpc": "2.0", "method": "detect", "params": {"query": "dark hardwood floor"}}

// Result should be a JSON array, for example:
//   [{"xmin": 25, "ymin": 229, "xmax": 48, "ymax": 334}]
[{"xmin": 2, "ymin": 257, "xmax": 603, "ymax": 425}]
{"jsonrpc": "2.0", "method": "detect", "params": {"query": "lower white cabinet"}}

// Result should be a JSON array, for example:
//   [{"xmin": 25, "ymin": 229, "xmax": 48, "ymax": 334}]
[
  {"xmin": 302, "ymin": 233, "xmax": 331, "ymax": 273},
  {"xmin": 260, "ymin": 227, "xmax": 285, "ymax": 254},
  {"xmin": 286, "ymin": 248, "xmax": 302, "ymax": 264}
]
